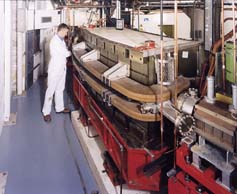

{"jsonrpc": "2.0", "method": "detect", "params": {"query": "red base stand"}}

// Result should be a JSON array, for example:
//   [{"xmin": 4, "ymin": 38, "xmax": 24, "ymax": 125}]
[
  {"xmin": 73, "ymin": 72, "xmax": 167, "ymax": 191},
  {"xmin": 171, "ymin": 144, "xmax": 233, "ymax": 194}
]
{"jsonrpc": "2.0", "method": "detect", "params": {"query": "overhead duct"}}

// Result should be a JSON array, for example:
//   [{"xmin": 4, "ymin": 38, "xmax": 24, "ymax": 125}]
[{"xmin": 133, "ymin": 0, "xmax": 204, "ymax": 8}]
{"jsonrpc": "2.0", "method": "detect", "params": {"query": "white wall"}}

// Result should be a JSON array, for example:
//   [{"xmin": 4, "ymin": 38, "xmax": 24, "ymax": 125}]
[
  {"xmin": 15, "ymin": 0, "xmax": 59, "ymax": 95},
  {"xmin": 11, "ymin": 1, "xmax": 17, "ymax": 93},
  {"xmin": 132, "ymin": 10, "xmax": 191, "ymax": 40},
  {"xmin": 0, "ymin": 1, "xmax": 5, "ymax": 133},
  {"xmin": 0, "ymin": 0, "xmax": 12, "ymax": 133},
  {"xmin": 41, "ymin": 28, "xmax": 55, "ymax": 75},
  {"xmin": 26, "ymin": 0, "xmax": 54, "ymax": 10},
  {"xmin": 194, "ymin": 9, "xmax": 204, "ymax": 42},
  {"xmin": 0, "ymin": 1, "xmax": 56, "ymax": 132}
]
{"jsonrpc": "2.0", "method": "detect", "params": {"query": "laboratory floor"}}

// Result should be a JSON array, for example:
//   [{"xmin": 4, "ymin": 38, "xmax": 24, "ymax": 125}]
[{"xmin": 0, "ymin": 78, "xmax": 99, "ymax": 194}]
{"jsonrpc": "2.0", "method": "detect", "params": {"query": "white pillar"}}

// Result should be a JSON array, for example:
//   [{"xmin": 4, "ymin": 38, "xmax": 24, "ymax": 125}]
[
  {"xmin": 16, "ymin": 0, "xmax": 26, "ymax": 95},
  {"xmin": 17, "ymin": 32, "xmax": 23, "ymax": 95},
  {"xmin": 0, "ymin": 1, "xmax": 5, "ymax": 131},
  {"xmin": 207, "ymin": 76, "xmax": 215, "ymax": 100},
  {"xmin": 232, "ymin": 84, "xmax": 237, "ymax": 110},
  {"xmin": 4, "ymin": 0, "xmax": 11, "ymax": 121},
  {"xmin": 205, "ymin": 76, "xmax": 215, "ymax": 104},
  {"xmin": 116, "ymin": 0, "xmax": 121, "ymax": 19}
]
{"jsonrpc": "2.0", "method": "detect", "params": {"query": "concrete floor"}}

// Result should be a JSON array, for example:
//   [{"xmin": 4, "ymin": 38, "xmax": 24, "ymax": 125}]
[{"xmin": 0, "ymin": 79, "xmax": 99, "ymax": 194}]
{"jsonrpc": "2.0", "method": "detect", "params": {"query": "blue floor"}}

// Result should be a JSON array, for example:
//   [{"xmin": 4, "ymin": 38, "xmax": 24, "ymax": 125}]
[{"xmin": 0, "ymin": 79, "xmax": 99, "ymax": 194}]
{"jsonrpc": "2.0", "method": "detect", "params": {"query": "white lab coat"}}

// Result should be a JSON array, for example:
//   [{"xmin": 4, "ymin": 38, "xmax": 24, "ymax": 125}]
[{"xmin": 42, "ymin": 34, "xmax": 71, "ymax": 116}]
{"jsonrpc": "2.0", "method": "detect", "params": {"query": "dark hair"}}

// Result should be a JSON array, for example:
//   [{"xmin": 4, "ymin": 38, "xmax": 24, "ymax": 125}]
[{"xmin": 57, "ymin": 23, "xmax": 69, "ymax": 32}]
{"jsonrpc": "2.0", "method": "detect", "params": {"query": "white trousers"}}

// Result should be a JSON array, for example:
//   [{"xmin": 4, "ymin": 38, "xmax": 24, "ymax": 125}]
[{"xmin": 42, "ymin": 71, "xmax": 66, "ymax": 116}]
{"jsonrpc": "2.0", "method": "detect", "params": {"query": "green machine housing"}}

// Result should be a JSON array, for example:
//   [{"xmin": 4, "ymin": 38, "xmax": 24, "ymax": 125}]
[{"xmin": 225, "ymin": 42, "xmax": 237, "ymax": 83}]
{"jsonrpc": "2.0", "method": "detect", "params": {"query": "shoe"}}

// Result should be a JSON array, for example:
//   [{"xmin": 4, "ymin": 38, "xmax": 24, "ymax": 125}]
[
  {"xmin": 44, "ymin": 114, "xmax": 51, "ymax": 122},
  {"xmin": 57, "ymin": 108, "xmax": 70, "ymax": 114}
]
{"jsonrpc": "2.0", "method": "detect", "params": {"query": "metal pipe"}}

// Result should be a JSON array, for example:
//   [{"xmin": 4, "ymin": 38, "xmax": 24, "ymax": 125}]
[
  {"xmin": 174, "ymin": 0, "xmax": 178, "ymax": 105},
  {"xmin": 134, "ymin": 1, "xmax": 204, "ymax": 8},
  {"xmin": 116, "ymin": 0, "xmax": 121, "ymax": 19},
  {"xmin": 201, "ymin": 24, "xmax": 237, "ymax": 97},
  {"xmin": 145, "ymin": 0, "xmax": 195, "ymax": 2},
  {"xmin": 224, "ymin": 8, "xmax": 237, "ymax": 11},
  {"xmin": 160, "ymin": 0, "xmax": 164, "ymax": 148},
  {"xmin": 226, "ymin": 151, "xmax": 230, "ymax": 164},
  {"xmin": 224, "ymin": 17, "xmax": 237, "ymax": 23},
  {"xmin": 232, "ymin": 84, "xmax": 237, "ymax": 109},
  {"xmin": 143, "ymin": 147, "xmax": 155, "ymax": 159},
  {"xmin": 224, "ymin": 3, "xmax": 237, "ymax": 6},
  {"xmin": 229, "ymin": 84, "xmax": 237, "ymax": 117},
  {"xmin": 192, "ymin": 1, "xmax": 196, "ymax": 40},
  {"xmin": 233, "ymin": 0, "xmax": 236, "ymax": 83},
  {"xmin": 57, "ymin": 4, "xmax": 113, "ymax": 9},
  {"xmin": 137, "ymin": 4, "xmax": 147, "ymax": 31},
  {"xmin": 66, "ymin": 7, "xmax": 70, "ymax": 25},
  {"xmin": 173, "ymin": 0, "xmax": 178, "ymax": 169},
  {"xmin": 136, "ymin": 0, "xmax": 203, "ymax": 4},
  {"xmin": 207, "ymin": 76, "xmax": 215, "ymax": 101},
  {"xmin": 16, "ymin": 1, "xmax": 23, "ymax": 95},
  {"xmin": 132, "ymin": 1, "xmax": 135, "ymax": 29},
  {"xmin": 221, "ymin": 0, "xmax": 226, "ymax": 92}
]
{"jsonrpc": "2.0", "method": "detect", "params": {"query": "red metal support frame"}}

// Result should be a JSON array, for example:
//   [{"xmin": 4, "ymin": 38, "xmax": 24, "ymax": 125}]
[
  {"xmin": 73, "ymin": 71, "xmax": 167, "ymax": 191},
  {"xmin": 175, "ymin": 144, "xmax": 232, "ymax": 194},
  {"xmin": 168, "ymin": 171, "xmax": 209, "ymax": 194}
]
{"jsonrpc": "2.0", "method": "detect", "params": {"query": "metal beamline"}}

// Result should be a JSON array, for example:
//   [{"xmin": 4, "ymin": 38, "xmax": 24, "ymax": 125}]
[
  {"xmin": 160, "ymin": 0, "xmax": 164, "ymax": 148},
  {"xmin": 233, "ymin": 0, "xmax": 236, "ymax": 84},
  {"xmin": 221, "ymin": 0, "xmax": 226, "ymax": 92},
  {"xmin": 173, "ymin": 0, "xmax": 178, "ymax": 169}
]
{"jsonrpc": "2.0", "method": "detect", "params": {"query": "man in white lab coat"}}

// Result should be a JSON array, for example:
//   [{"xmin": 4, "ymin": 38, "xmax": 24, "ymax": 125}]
[{"xmin": 42, "ymin": 23, "xmax": 71, "ymax": 122}]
